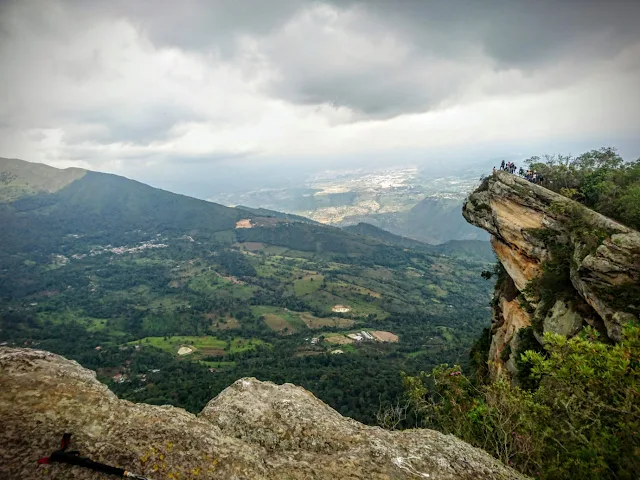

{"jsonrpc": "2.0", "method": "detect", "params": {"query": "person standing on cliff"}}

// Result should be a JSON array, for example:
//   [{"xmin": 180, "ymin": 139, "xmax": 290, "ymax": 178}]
[{"xmin": 500, "ymin": 160, "xmax": 505, "ymax": 170}]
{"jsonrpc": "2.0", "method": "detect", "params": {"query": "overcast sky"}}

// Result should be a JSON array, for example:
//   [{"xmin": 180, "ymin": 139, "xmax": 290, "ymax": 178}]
[{"xmin": 1, "ymin": 0, "xmax": 639, "ymax": 191}]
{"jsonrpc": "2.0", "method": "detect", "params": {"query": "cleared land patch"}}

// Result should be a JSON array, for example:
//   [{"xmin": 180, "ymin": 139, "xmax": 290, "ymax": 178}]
[
  {"xmin": 235, "ymin": 219, "xmax": 253, "ymax": 228},
  {"xmin": 130, "ymin": 336, "xmax": 264, "ymax": 362},
  {"xmin": 331, "ymin": 304, "xmax": 351, "ymax": 313},
  {"xmin": 234, "ymin": 242, "xmax": 265, "ymax": 251},
  {"xmin": 325, "ymin": 334, "xmax": 355, "ymax": 345},
  {"xmin": 299, "ymin": 313, "xmax": 355, "ymax": 329},
  {"xmin": 204, "ymin": 313, "xmax": 241, "ymax": 330},
  {"xmin": 263, "ymin": 313, "xmax": 293, "ymax": 333},
  {"xmin": 253, "ymin": 306, "xmax": 307, "ymax": 333},
  {"xmin": 371, "ymin": 331, "xmax": 399, "ymax": 342}
]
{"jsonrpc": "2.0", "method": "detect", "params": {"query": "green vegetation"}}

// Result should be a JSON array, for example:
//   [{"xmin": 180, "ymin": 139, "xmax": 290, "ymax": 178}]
[
  {"xmin": 0, "ymin": 157, "xmax": 86, "ymax": 201},
  {"xmin": 293, "ymin": 274, "xmax": 323, "ymax": 296},
  {"xmin": 522, "ymin": 229, "xmax": 574, "ymax": 328},
  {"xmin": 527, "ymin": 146, "xmax": 640, "ymax": 230},
  {"xmin": 130, "ymin": 335, "xmax": 265, "ymax": 360},
  {"xmin": 523, "ymin": 202, "xmax": 638, "ymax": 327},
  {"xmin": 0, "ymin": 158, "xmax": 495, "ymax": 425},
  {"xmin": 403, "ymin": 325, "xmax": 640, "ymax": 479},
  {"xmin": 402, "ymin": 148, "xmax": 640, "ymax": 478}
]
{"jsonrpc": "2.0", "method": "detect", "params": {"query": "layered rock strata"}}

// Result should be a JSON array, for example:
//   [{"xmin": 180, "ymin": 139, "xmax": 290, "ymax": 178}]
[{"xmin": 463, "ymin": 171, "xmax": 640, "ymax": 378}]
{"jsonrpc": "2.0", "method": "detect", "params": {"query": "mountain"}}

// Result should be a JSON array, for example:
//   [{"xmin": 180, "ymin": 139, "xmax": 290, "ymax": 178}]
[
  {"xmin": 0, "ymin": 347, "xmax": 525, "ymax": 480},
  {"xmin": 343, "ymin": 222, "xmax": 432, "ymax": 249},
  {"xmin": 0, "ymin": 157, "xmax": 494, "ymax": 426},
  {"xmin": 0, "ymin": 157, "xmax": 86, "ymax": 201},
  {"xmin": 0, "ymin": 157, "xmax": 249, "ymax": 256},
  {"xmin": 404, "ymin": 196, "xmax": 489, "ymax": 244},
  {"xmin": 343, "ymin": 222, "xmax": 494, "ymax": 262},
  {"xmin": 236, "ymin": 205, "xmax": 319, "ymax": 224},
  {"xmin": 339, "ymin": 196, "xmax": 489, "ymax": 245}
]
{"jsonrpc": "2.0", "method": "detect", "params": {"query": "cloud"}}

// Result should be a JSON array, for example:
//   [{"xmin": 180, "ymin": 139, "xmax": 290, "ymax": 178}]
[
  {"xmin": 252, "ymin": 1, "xmax": 640, "ymax": 118},
  {"xmin": 84, "ymin": 0, "xmax": 640, "ymax": 118},
  {"xmin": 0, "ymin": 0, "xmax": 638, "ymax": 182}
]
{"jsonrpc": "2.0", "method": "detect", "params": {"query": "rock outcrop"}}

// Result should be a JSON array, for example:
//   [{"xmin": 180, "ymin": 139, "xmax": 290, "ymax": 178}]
[
  {"xmin": 0, "ymin": 347, "xmax": 526, "ymax": 480},
  {"xmin": 463, "ymin": 171, "xmax": 640, "ymax": 379}
]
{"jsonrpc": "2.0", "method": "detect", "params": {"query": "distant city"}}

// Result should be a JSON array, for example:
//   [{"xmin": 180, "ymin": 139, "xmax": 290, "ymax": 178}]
[{"xmin": 208, "ymin": 164, "xmax": 484, "ymax": 228}]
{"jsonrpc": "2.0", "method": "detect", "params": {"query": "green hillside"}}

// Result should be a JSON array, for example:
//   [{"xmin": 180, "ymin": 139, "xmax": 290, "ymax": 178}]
[
  {"xmin": 0, "ymin": 158, "xmax": 493, "ymax": 424},
  {"xmin": 0, "ymin": 157, "xmax": 86, "ymax": 201},
  {"xmin": 344, "ymin": 222, "xmax": 494, "ymax": 262},
  {"xmin": 236, "ymin": 205, "xmax": 319, "ymax": 224},
  {"xmin": 343, "ymin": 222, "xmax": 433, "ymax": 250}
]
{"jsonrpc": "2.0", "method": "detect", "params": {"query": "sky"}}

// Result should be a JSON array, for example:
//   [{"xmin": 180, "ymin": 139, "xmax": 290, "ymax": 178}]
[{"xmin": 1, "ymin": 0, "xmax": 639, "ymax": 194}]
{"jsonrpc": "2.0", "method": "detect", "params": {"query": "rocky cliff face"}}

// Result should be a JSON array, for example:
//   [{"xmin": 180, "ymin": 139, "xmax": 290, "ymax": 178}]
[
  {"xmin": 0, "ymin": 347, "xmax": 526, "ymax": 480},
  {"xmin": 463, "ymin": 171, "xmax": 640, "ymax": 379}
]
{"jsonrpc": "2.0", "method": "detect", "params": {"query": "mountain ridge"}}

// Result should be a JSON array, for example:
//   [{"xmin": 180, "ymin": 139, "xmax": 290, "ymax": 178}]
[{"xmin": 344, "ymin": 222, "xmax": 494, "ymax": 262}]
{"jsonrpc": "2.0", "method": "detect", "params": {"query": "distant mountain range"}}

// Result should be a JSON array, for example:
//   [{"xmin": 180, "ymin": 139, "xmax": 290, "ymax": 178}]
[
  {"xmin": 343, "ymin": 222, "xmax": 493, "ymax": 262},
  {"xmin": 340, "ymin": 196, "xmax": 489, "ymax": 245},
  {"xmin": 206, "ymin": 164, "xmax": 490, "ymax": 244},
  {"xmin": 0, "ymin": 157, "xmax": 487, "ymax": 261}
]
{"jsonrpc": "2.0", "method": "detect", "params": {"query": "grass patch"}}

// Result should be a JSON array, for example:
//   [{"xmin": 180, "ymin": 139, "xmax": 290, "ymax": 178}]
[
  {"xmin": 252, "ymin": 306, "xmax": 308, "ymax": 333},
  {"xmin": 38, "ymin": 310, "xmax": 109, "ymax": 332},
  {"xmin": 299, "ymin": 313, "xmax": 355, "ymax": 329},
  {"xmin": 131, "ymin": 335, "xmax": 265, "ymax": 359},
  {"xmin": 294, "ymin": 274, "xmax": 324, "ymax": 296}
]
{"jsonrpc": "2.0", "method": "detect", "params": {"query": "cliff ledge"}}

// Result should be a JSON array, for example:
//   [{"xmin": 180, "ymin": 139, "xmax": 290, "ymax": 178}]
[
  {"xmin": 0, "ymin": 347, "xmax": 526, "ymax": 479},
  {"xmin": 463, "ymin": 170, "xmax": 640, "ymax": 378}
]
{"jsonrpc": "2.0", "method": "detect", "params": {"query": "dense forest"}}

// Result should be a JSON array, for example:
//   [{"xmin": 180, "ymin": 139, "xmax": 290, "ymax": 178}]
[{"xmin": 0, "ymin": 233, "xmax": 492, "ymax": 424}]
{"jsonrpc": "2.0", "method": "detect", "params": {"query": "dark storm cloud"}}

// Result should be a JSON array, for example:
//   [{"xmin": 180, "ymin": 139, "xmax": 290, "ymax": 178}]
[
  {"xmin": 352, "ymin": 0, "xmax": 640, "ymax": 66},
  {"xmin": 95, "ymin": 0, "xmax": 640, "ymax": 118},
  {"xmin": 65, "ymin": 0, "xmax": 304, "ymax": 52},
  {"xmin": 275, "ymin": 0, "xmax": 640, "ymax": 117},
  {"xmin": 1, "ymin": 0, "xmax": 639, "ymax": 166}
]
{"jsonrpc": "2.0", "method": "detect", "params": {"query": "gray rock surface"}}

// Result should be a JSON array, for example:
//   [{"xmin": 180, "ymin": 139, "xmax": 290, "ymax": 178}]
[
  {"xmin": 543, "ymin": 301, "xmax": 583, "ymax": 337},
  {"xmin": 0, "ymin": 347, "xmax": 527, "ymax": 480}
]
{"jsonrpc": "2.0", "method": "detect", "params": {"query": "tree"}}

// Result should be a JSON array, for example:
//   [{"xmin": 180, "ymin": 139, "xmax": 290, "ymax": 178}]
[{"xmin": 403, "ymin": 325, "xmax": 640, "ymax": 479}]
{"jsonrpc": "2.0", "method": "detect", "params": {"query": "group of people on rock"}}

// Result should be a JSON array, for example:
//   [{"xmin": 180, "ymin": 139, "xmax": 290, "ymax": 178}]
[
  {"xmin": 499, "ymin": 160, "xmax": 517, "ymax": 174},
  {"xmin": 524, "ymin": 169, "xmax": 544, "ymax": 184},
  {"xmin": 493, "ymin": 160, "xmax": 545, "ymax": 185}
]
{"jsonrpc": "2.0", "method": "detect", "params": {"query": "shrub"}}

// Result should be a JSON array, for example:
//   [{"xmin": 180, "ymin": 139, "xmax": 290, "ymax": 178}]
[{"xmin": 404, "ymin": 324, "xmax": 640, "ymax": 479}]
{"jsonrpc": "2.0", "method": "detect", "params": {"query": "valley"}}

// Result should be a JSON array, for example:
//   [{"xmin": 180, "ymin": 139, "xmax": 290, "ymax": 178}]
[
  {"xmin": 208, "ymin": 164, "xmax": 490, "ymax": 244},
  {"xmin": 0, "ymin": 158, "xmax": 493, "ymax": 424}
]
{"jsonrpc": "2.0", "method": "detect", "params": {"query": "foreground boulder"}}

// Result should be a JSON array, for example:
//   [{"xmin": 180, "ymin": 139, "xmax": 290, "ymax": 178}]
[
  {"xmin": 463, "ymin": 170, "xmax": 640, "ymax": 379},
  {"xmin": 0, "ymin": 348, "xmax": 526, "ymax": 479}
]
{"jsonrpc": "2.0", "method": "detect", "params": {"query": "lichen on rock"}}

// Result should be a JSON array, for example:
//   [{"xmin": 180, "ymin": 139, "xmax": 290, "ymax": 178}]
[{"xmin": 0, "ymin": 347, "xmax": 527, "ymax": 479}]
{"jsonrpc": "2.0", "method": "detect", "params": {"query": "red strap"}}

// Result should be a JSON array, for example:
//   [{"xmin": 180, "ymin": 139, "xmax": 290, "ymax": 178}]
[{"xmin": 37, "ymin": 457, "xmax": 50, "ymax": 464}]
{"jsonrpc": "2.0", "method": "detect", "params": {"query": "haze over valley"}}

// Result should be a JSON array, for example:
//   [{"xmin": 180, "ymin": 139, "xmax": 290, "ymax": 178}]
[{"xmin": 208, "ymin": 162, "xmax": 491, "ymax": 244}]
